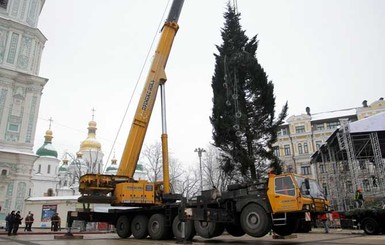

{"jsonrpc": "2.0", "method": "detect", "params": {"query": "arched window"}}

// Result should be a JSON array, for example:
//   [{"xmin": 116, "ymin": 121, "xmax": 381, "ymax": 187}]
[
  {"xmin": 1, "ymin": 169, "xmax": 7, "ymax": 175},
  {"xmin": 298, "ymin": 143, "xmax": 303, "ymax": 154}
]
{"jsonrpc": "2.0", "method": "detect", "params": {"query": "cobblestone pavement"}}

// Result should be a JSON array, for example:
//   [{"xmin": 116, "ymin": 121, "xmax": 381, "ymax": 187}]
[{"xmin": 1, "ymin": 228, "xmax": 385, "ymax": 245}]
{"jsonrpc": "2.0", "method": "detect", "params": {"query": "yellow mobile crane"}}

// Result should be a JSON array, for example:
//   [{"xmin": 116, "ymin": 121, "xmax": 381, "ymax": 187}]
[
  {"xmin": 78, "ymin": 0, "xmax": 184, "ymax": 206},
  {"xmin": 67, "ymin": 0, "xmax": 330, "ymax": 241}
]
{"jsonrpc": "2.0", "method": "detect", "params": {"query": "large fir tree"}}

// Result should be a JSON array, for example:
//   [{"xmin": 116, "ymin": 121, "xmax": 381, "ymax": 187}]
[{"xmin": 210, "ymin": 4, "xmax": 288, "ymax": 181}]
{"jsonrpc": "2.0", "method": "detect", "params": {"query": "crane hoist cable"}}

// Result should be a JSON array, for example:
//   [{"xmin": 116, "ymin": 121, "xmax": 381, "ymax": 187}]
[{"xmin": 104, "ymin": 0, "xmax": 172, "ymax": 172}]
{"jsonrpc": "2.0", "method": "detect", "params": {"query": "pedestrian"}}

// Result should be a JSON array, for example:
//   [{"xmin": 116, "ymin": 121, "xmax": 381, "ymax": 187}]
[
  {"xmin": 5, "ymin": 213, "xmax": 10, "ymax": 232},
  {"xmin": 6, "ymin": 211, "xmax": 15, "ymax": 236},
  {"xmin": 319, "ymin": 213, "xmax": 329, "ymax": 233},
  {"xmin": 12, "ymin": 211, "xmax": 23, "ymax": 235},
  {"xmin": 25, "ymin": 212, "xmax": 34, "ymax": 231},
  {"xmin": 51, "ymin": 213, "xmax": 61, "ymax": 231},
  {"xmin": 354, "ymin": 188, "xmax": 364, "ymax": 208}
]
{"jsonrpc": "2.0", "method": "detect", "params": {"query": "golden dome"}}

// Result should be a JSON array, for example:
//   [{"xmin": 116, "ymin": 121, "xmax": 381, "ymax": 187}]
[
  {"xmin": 88, "ymin": 120, "xmax": 97, "ymax": 127},
  {"xmin": 44, "ymin": 129, "xmax": 53, "ymax": 142},
  {"xmin": 80, "ymin": 120, "xmax": 101, "ymax": 151}
]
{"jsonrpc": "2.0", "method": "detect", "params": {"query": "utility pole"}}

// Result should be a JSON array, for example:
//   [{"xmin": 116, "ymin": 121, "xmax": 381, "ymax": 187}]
[{"xmin": 194, "ymin": 147, "xmax": 206, "ymax": 192}]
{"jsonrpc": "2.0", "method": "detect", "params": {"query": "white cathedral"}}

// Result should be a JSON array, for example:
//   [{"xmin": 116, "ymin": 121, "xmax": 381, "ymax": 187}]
[
  {"xmin": 0, "ymin": 0, "xmax": 145, "ymax": 228},
  {"xmin": 32, "ymin": 117, "xmax": 146, "ymax": 198}
]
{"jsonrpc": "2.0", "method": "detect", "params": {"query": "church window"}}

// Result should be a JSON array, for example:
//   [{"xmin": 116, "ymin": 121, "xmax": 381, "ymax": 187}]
[
  {"xmin": 47, "ymin": 165, "xmax": 51, "ymax": 174},
  {"xmin": 0, "ymin": 0, "xmax": 8, "ymax": 9},
  {"xmin": 37, "ymin": 164, "xmax": 41, "ymax": 173},
  {"xmin": 1, "ymin": 169, "xmax": 7, "ymax": 175},
  {"xmin": 8, "ymin": 123, "xmax": 19, "ymax": 132}
]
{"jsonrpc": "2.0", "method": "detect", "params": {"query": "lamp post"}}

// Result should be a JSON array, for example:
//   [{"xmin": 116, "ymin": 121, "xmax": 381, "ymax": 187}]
[{"xmin": 194, "ymin": 147, "xmax": 206, "ymax": 192}]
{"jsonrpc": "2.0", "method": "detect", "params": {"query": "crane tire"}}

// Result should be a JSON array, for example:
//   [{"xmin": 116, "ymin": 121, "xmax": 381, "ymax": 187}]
[
  {"xmin": 225, "ymin": 223, "xmax": 245, "ymax": 237},
  {"xmin": 240, "ymin": 203, "xmax": 271, "ymax": 237},
  {"xmin": 131, "ymin": 214, "xmax": 149, "ymax": 239},
  {"xmin": 362, "ymin": 217, "xmax": 379, "ymax": 235},
  {"xmin": 148, "ymin": 214, "xmax": 170, "ymax": 240},
  {"xmin": 194, "ymin": 221, "xmax": 225, "ymax": 238},
  {"xmin": 172, "ymin": 216, "xmax": 196, "ymax": 240},
  {"xmin": 116, "ymin": 215, "xmax": 131, "ymax": 238}
]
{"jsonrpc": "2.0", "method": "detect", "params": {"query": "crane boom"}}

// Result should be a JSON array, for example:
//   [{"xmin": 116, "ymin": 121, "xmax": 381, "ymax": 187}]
[
  {"xmin": 118, "ymin": 5, "xmax": 182, "ymax": 177},
  {"xmin": 78, "ymin": 0, "xmax": 184, "ymax": 205}
]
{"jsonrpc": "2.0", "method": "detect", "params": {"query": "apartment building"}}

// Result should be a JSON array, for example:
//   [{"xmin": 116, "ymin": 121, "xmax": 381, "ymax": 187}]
[{"xmin": 274, "ymin": 98, "xmax": 385, "ymax": 179}]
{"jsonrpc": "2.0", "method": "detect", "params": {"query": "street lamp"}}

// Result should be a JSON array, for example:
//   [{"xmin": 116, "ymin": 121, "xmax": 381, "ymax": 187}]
[{"xmin": 194, "ymin": 147, "xmax": 206, "ymax": 192}]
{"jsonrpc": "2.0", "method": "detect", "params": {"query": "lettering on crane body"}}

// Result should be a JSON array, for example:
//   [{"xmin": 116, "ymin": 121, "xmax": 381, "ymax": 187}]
[
  {"xmin": 141, "ymin": 80, "xmax": 155, "ymax": 112},
  {"xmin": 126, "ymin": 186, "xmax": 143, "ymax": 190}
]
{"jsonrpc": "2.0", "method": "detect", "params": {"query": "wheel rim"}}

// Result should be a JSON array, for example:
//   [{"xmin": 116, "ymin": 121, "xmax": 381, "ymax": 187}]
[
  {"xmin": 151, "ymin": 221, "xmax": 160, "ymax": 232},
  {"xmin": 365, "ymin": 223, "xmax": 374, "ymax": 233},
  {"xmin": 246, "ymin": 211, "xmax": 260, "ymax": 229},
  {"xmin": 134, "ymin": 222, "xmax": 140, "ymax": 231},
  {"xmin": 200, "ymin": 222, "xmax": 209, "ymax": 229}
]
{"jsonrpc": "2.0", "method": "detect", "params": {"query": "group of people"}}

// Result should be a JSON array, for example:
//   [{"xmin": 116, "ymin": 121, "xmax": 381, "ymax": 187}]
[
  {"xmin": 5, "ymin": 211, "xmax": 34, "ymax": 235},
  {"xmin": 5, "ymin": 211, "xmax": 62, "ymax": 234},
  {"xmin": 24, "ymin": 211, "xmax": 35, "ymax": 231},
  {"xmin": 5, "ymin": 211, "xmax": 23, "ymax": 236}
]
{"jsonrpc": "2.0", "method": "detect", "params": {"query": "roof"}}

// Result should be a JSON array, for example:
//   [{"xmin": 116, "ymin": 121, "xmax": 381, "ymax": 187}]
[
  {"xmin": 36, "ymin": 142, "xmax": 58, "ymax": 158},
  {"xmin": 26, "ymin": 195, "xmax": 81, "ymax": 201},
  {"xmin": 350, "ymin": 112, "xmax": 385, "ymax": 133},
  {"xmin": 310, "ymin": 108, "xmax": 356, "ymax": 122}
]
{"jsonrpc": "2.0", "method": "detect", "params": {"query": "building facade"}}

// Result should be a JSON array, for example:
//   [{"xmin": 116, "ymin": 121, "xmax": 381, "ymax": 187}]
[
  {"xmin": 0, "ymin": 0, "xmax": 47, "ymax": 222},
  {"xmin": 274, "ymin": 98, "xmax": 385, "ymax": 179}
]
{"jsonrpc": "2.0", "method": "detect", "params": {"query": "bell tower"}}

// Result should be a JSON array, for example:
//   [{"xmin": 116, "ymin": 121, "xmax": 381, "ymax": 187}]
[{"xmin": 0, "ymin": 0, "xmax": 48, "ymax": 217}]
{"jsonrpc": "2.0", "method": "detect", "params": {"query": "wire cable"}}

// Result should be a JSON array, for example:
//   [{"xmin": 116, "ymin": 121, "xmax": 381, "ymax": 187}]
[{"xmin": 103, "ymin": 0, "xmax": 172, "ymax": 172}]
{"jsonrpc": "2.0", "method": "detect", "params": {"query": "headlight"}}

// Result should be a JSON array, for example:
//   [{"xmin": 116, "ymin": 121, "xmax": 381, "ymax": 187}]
[
  {"xmin": 311, "ymin": 204, "xmax": 316, "ymax": 209},
  {"xmin": 303, "ymin": 204, "xmax": 310, "ymax": 210},
  {"xmin": 325, "ymin": 205, "xmax": 331, "ymax": 211}
]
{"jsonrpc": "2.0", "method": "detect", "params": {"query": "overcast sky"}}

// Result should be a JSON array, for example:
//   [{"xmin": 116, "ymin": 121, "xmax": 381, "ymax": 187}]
[{"xmin": 34, "ymin": 0, "xmax": 385, "ymax": 169}]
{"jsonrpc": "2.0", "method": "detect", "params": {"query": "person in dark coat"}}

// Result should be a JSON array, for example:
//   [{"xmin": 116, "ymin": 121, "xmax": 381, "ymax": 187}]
[
  {"xmin": 6, "ymin": 211, "xmax": 15, "ymax": 236},
  {"xmin": 24, "ymin": 212, "xmax": 34, "ymax": 231},
  {"xmin": 12, "ymin": 211, "xmax": 23, "ymax": 235},
  {"xmin": 51, "ymin": 213, "xmax": 61, "ymax": 231}
]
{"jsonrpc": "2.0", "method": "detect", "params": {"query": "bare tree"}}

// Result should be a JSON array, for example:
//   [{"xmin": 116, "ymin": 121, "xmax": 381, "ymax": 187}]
[
  {"xmin": 169, "ymin": 155, "xmax": 184, "ymax": 192},
  {"xmin": 141, "ymin": 142, "xmax": 163, "ymax": 182},
  {"xmin": 202, "ymin": 145, "xmax": 235, "ymax": 192},
  {"xmin": 140, "ymin": 141, "xmax": 201, "ymax": 198},
  {"xmin": 176, "ymin": 167, "xmax": 200, "ymax": 199}
]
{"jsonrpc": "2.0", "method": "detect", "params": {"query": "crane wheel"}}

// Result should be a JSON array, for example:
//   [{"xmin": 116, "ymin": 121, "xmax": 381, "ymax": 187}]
[
  {"xmin": 194, "ymin": 221, "xmax": 224, "ymax": 238},
  {"xmin": 361, "ymin": 217, "xmax": 379, "ymax": 235},
  {"xmin": 131, "ymin": 215, "xmax": 149, "ymax": 239},
  {"xmin": 172, "ymin": 216, "xmax": 196, "ymax": 240},
  {"xmin": 116, "ymin": 215, "xmax": 131, "ymax": 238},
  {"xmin": 148, "ymin": 214, "xmax": 170, "ymax": 240},
  {"xmin": 240, "ymin": 203, "xmax": 271, "ymax": 237},
  {"xmin": 225, "ymin": 223, "xmax": 245, "ymax": 237}
]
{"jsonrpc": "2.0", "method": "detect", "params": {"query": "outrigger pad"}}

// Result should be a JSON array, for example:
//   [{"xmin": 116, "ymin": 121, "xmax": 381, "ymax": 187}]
[{"xmin": 54, "ymin": 233, "xmax": 84, "ymax": 240}]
